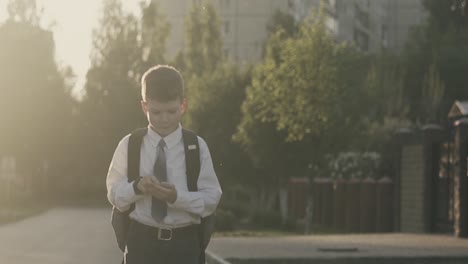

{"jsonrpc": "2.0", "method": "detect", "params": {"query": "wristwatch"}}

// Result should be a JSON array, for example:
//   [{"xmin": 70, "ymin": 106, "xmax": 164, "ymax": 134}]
[{"xmin": 133, "ymin": 177, "xmax": 143, "ymax": 195}]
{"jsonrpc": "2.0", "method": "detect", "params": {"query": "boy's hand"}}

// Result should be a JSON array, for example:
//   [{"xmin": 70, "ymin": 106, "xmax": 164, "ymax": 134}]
[
  {"xmin": 137, "ymin": 176, "xmax": 159, "ymax": 194},
  {"xmin": 149, "ymin": 182, "xmax": 177, "ymax": 204}
]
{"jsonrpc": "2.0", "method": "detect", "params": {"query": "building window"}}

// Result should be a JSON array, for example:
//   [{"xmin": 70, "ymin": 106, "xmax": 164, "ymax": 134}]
[
  {"xmin": 354, "ymin": 28, "xmax": 369, "ymax": 51},
  {"xmin": 381, "ymin": 24, "xmax": 388, "ymax": 48},
  {"xmin": 354, "ymin": 3, "xmax": 369, "ymax": 29}
]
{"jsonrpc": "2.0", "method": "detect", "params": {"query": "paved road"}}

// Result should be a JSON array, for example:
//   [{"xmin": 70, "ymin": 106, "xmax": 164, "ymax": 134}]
[
  {"xmin": 0, "ymin": 207, "xmax": 122, "ymax": 264},
  {"xmin": 207, "ymin": 234, "xmax": 468, "ymax": 263},
  {"xmin": 3, "ymin": 208, "xmax": 468, "ymax": 264}
]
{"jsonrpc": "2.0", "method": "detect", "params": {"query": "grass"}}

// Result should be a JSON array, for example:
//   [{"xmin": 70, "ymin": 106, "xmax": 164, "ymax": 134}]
[{"xmin": 214, "ymin": 224, "xmax": 343, "ymax": 237}]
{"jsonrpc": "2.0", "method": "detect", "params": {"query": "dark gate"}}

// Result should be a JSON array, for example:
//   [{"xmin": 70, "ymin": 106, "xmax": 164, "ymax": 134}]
[{"xmin": 433, "ymin": 140, "xmax": 455, "ymax": 233}]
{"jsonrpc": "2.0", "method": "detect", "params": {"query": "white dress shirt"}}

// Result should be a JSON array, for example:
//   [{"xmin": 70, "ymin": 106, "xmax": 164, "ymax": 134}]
[{"xmin": 106, "ymin": 124, "xmax": 222, "ymax": 229}]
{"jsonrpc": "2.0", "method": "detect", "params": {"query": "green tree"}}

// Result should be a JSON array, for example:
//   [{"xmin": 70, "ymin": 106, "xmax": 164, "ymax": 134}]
[
  {"xmin": 6, "ymin": 0, "xmax": 40, "ymax": 25},
  {"xmin": 180, "ymin": 1, "xmax": 254, "ymax": 197},
  {"xmin": 364, "ymin": 53, "xmax": 407, "ymax": 121},
  {"xmin": 140, "ymin": 0, "xmax": 170, "ymax": 69},
  {"xmin": 76, "ymin": 0, "xmax": 169, "ymax": 194},
  {"xmin": 266, "ymin": 10, "xmax": 298, "ymax": 39},
  {"xmin": 182, "ymin": 0, "xmax": 222, "ymax": 76},
  {"xmin": 0, "ymin": 0, "xmax": 74, "ymax": 196},
  {"xmin": 188, "ymin": 65, "xmax": 254, "ymax": 189},
  {"xmin": 235, "ymin": 7, "xmax": 372, "ymax": 209},
  {"xmin": 238, "ymin": 8, "xmax": 368, "ymax": 142},
  {"xmin": 421, "ymin": 62, "xmax": 445, "ymax": 122},
  {"xmin": 402, "ymin": 0, "xmax": 468, "ymax": 122}
]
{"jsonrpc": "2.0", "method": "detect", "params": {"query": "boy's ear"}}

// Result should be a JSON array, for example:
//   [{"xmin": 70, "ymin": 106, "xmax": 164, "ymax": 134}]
[
  {"xmin": 180, "ymin": 98, "xmax": 187, "ymax": 114},
  {"xmin": 141, "ymin": 100, "xmax": 148, "ymax": 114}
]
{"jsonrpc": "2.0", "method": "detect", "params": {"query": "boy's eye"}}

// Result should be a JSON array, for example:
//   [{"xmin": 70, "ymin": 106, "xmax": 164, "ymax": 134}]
[{"xmin": 151, "ymin": 110, "xmax": 176, "ymax": 115}]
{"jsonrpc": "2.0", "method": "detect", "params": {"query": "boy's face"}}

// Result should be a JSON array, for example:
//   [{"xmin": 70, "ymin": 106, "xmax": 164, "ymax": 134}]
[{"xmin": 141, "ymin": 98, "xmax": 186, "ymax": 137}]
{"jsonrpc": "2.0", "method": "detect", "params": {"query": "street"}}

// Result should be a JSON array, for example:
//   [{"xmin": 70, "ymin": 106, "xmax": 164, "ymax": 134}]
[
  {"xmin": 0, "ymin": 207, "xmax": 122, "ymax": 263},
  {"xmin": 1, "ymin": 207, "xmax": 468, "ymax": 264}
]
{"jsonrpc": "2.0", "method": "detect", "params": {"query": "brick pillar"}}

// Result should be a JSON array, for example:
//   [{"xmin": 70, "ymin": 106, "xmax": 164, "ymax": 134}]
[
  {"xmin": 454, "ymin": 118, "xmax": 468, "ymax": 238},
  {"xmin": 393, "ymin": 128, "xmax": 417, "ymax": 232}
]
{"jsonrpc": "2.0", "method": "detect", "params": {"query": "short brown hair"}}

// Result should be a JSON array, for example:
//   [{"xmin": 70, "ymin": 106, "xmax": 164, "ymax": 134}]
[{"xmin": 141, "ymin": 65, "xmax": 184, "ymax": 102}]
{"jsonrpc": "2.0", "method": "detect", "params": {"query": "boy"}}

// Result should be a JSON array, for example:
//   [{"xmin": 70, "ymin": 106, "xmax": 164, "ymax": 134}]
[{"xmin": 106, "ymin": 65, "xmax": 222, "ymax": 263}]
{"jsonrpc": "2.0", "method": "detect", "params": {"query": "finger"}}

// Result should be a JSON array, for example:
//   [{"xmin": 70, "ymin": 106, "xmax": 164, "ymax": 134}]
[
  {"xmin": 141, "ymin": 178, "xmax": 152, "ymax": 186},
  {"xmin": 160, "ymin": 182, "xmax": 174, "ymax": 189},
  {"xmin": 150, "ymin": 176, "xmax": 160, "ymax": 185},
  {"xmin": 142, "ymin": 176, "xmax": 152, "ymax": 181},
  {"xmin": 143, "ymin": 182, "xmax": 154, "ymax": 190},
  {"xmin": 151, "ymin": 191, "xmax": 165, "ymax": 200},
  {"xmin": 151, "ymin": 185, "xmax": 172, "ymax": 199},
  {"xmin": 149, "ymin": 188, "xmax": 168, "ymax": 200},
  {"xmin": 152, "ymin": 183, "xmax": 171, "ymax": 193},
  {"xmin": 140, "ymin": 186, "xmax": 149, "ymax": 194}
]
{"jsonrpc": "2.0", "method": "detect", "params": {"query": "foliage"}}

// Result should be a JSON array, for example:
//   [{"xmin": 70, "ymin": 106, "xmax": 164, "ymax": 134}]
[
  {"xmin": 218, "ymin": 199, "xmax": 250, "ymax": 220},
  {"xmin": 266, "ymin": 10, "xmax": 297, "ymax": 37},
  {"xmin": 182, "ymin": 0, "xmax": 222, "ymax": 76},
  {"xmin": 234, "ymin": 7, "xmax": 370, "ymax": 199},
  {"xmin": 327, "ymin": 152, "xmax": 381, "ymax": 180},
  {"xmin": 214, "ymin": 209, "xmax": 236, "ymax": 231},
  {"xmin": 181, "ymin": 1, "xmax": 254, "ymax": 189},
  {"xmin": 0, "ymin": 0, "xmax": 74, "ymax": 192},
  {"xmin": 75, "ymin": 0, "xmax": 169, "ymax": 188},
  {"xmin": 140, "ymin": 0, "xmax": 170, "ymax": 69},
  {"xmin": 251, "ymin": 210, "xmax": 283, "ymax": 230},
  {"xmin": 363, "ymin": 52, "xmax": 407, "ymax": 122},
  {"xmin": 184, "ymin": 64, "xmax": 254, "ymax": 187},
  {"xmin": 250, "ymin": 210, "xmax": 296, "ymax": 231},
  {"xmin": 402, "ymin": 0, "xmax": 468, "ymax": 123}
]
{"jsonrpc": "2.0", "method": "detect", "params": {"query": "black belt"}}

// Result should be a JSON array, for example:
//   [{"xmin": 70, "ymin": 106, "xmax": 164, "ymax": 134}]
[{"xmin": 131, "ymin": 220, "xmax": 198, "ymax": 241}]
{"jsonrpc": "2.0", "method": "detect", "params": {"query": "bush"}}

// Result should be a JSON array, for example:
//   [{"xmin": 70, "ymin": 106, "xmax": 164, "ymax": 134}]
[
  {"xmin": 251, "ymin": 210, "xmax": 282, "ymax": 229},
  {"xmin": 218, "ymin": 199, "xmax": 250, "ymax": 219},
  {"xmin": 328, "ymin": 151, "xmax": 381, "ymax": 180},
  {"xmin": 282, "ymin": 216, "xmax": 297, "ymax": 232},
  {"xmin": 214, "ymin": 209, "xmax": 236, "ymax": 231}
]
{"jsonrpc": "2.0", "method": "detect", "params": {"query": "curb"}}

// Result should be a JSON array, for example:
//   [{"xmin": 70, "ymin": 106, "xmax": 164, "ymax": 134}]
[{"xmin": 206, "ymin": 250, "xmax": 232, "ymax": 264}]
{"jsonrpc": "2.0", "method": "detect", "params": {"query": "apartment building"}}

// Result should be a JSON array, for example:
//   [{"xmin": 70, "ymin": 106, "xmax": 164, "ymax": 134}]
[
  {"xmin": 153, "ymin": 0, "xmax": 427, "ymax": 63},
  {"xmin": 155, "ymin": 0, "xmax": 289, "ymax": 63},
  {"xmin": 386, "ymin": 0, "xmax": 428, "ymax": 52},
  {"xmin": 290, "ymin": 0, "xmax": 427, "ymax": 53}
]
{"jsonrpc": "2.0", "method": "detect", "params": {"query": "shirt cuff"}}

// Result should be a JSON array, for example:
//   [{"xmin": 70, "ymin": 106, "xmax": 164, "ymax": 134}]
[
  {"xmin": 167, "ymin": 190, "xmax": 204, "ymax": 213},
  {"xmin": 114, "ymin": 181, "xmax": 145, "ymax": 211}
]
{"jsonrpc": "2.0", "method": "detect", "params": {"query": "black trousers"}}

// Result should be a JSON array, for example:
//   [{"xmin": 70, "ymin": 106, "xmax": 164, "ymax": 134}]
[{"xmin": 124, "ymin": 221, "xmax": 201, "ymax": 264}]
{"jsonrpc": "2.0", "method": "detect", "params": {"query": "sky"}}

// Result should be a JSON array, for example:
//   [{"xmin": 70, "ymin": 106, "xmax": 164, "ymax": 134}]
[{"xmin": 0, "ymin": 0, "xmax": 140, "ymax": 98}]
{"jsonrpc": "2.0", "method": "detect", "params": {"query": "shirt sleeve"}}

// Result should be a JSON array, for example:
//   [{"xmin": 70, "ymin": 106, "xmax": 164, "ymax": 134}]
[
  {"xmin": 106, "ymin": 135, "xmax": 145, "ymax": 212},
  {"xmin": 168, "ymin": 137, "xmax": 222, "ymax": 217}
]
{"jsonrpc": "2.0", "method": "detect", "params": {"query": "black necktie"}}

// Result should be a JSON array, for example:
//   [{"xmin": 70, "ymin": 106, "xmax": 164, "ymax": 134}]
[{"xmin": 152, "ymin": 139, "xmax": 167, "ymax": 221}]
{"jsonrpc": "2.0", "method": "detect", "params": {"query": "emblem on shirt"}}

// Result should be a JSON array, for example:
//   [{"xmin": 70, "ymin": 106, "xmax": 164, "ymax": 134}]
[{"xmin": 188, "ymin": 145, "xmax": 197, "ymax": 150}]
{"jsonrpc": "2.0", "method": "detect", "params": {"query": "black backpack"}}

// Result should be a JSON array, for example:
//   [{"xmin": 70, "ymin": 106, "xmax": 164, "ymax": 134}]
[{"xmin": 111, "ymin": 128, "xmax": 215, "ymax": 261}]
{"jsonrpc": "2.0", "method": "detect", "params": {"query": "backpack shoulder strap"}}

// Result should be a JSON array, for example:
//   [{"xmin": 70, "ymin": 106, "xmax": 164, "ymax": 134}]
[
  {"xmin": 128, "ymin": 128, "xmax": 147, "ymax": 182},
  {"xmin": 127, "ymin": 128, "xmax": 147, "ymax": 212},
  {"xmin": 182, "ymin": 128, "xmax": 200, "ymax": 191}
]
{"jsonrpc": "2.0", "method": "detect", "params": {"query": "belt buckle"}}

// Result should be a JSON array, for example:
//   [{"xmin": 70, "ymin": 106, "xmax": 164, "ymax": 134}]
[{"xmin": 157, "ymin": 228, "xmax": 172, "ymax": 241}]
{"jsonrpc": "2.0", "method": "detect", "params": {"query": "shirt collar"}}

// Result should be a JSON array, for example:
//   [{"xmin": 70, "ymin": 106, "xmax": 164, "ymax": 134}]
[{"xmin": 147, "ymin": 124, "xmax": 182, "ymax": 150}]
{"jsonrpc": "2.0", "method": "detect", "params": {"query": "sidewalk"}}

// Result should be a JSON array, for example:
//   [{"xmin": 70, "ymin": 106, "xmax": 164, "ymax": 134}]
[{"xmin": 206, "ymin": 233, "xmax": 468, "ymax": 264}]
